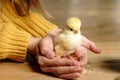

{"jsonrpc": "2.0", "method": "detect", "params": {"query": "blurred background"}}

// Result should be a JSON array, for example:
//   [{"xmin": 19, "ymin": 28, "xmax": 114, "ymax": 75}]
[{"xmin": 42, "ymin": 0, "xmax": 120, "ymax": 42}]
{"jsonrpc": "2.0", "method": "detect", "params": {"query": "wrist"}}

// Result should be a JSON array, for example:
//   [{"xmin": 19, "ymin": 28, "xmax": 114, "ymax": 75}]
[{"xmin": 27, "ymin": 37, "xmax": 41, "ymax": 55}]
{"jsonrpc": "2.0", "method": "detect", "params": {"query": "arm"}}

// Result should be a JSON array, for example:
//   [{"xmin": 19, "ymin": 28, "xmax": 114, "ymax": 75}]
[{"xmin": 0, "ymin": 23, "xmax": 31, "ymax": 62}]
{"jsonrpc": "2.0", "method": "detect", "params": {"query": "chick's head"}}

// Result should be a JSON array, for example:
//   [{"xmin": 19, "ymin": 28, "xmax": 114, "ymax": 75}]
[{"xmin": 66, "ymin": 17, "xmax": 81, "ymax": 33}]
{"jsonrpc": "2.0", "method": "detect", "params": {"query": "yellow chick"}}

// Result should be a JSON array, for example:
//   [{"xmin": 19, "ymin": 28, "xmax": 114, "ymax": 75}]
[{"xmin": 54, "ymin": 17, "xmax": 82, "ymax": 57}]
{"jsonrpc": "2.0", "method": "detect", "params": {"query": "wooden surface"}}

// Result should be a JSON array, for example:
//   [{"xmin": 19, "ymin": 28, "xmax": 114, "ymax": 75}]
[
  {"xmin": 0, "ymin": 42, "xmax": 120, "ymax": 80},
  {"xmin": 0, "ymin": 0, "xmax": 120, "ymax": 80}
]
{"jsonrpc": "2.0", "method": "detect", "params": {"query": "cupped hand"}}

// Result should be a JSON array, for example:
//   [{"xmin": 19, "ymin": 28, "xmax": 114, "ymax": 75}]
[
  {"xmin": 28, "ymin": 34, "xmax": 82, "ymax": 79},
  {"xmin": 73, "ymin": 35, "xmax": 101, "ymax": 68},
  {"xmin": 36, "ymin": 35, "xmax": 82, "ymax": 79},
  {"xmin": 27, "ymin": 28, "xmax": 101, "ymax": 79}
]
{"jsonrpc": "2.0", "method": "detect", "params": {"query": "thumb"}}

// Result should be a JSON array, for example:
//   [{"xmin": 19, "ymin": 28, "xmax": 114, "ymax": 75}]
[
  {"xmin": 41, "ymin": 47, "xmax": 55, "ymax": 59},
  {"xmin": 82, "ymin": 36, "xmax": 101, "ymax": 54},
  {"xmin": 39, "ymin": 36, "xmax": 55, "ymax": 59}
]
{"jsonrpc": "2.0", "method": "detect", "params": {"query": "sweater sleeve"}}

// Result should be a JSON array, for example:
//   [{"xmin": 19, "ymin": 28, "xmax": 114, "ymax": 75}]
[
  {"xmin": 1, "ymin": 1, "xmax": 58, "ymax": 38},
  {"xmin": 0, "ymin": 23, "xmax": 31, "ymax": 62},
  {"xmin": 14, "ymin": 13, "xmax": 58, "ymax": 38}
]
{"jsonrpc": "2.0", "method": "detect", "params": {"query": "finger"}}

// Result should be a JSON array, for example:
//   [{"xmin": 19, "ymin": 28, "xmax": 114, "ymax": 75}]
[
  {"xmin": 58, "ymin": 72, "xmax": 80, "ymax": 79},
  {"xmin": 40, "ymin": 36, "xmax": 55, "ymax": 58},
  {"xmin": 74, "ymin": 46, "xmax": 87, "ymax": 58},
  {"xmin": 74, "ymin": 47, "xmax": 88, "ymax": 67},
  {"xmin": 40, "ymin": 66, "xmax": 81, "ymax": 75},
  {"xmin": 37, "ymin": 56, "xmax": 78, "ymax": 67},
  {"xmin": 40, "ymin": 47, "xmax": 55, "ymax": 59},
  {"xmin": 78, "ymin": 52, "xmax": 88, "ymax": 67},
  {"xmin": 82, "ymin": 36, "xmax": 101, "ymax": 54}
]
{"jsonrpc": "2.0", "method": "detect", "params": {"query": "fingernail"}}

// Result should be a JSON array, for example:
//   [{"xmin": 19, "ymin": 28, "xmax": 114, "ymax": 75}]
[
  {"xmin": 46, "ymin": 50, "xmax": 51, "ymax": 59},
  {"xmin": 48, "ymin": 51, "xmax": 55, "ymax": 59},
  {"xmin": 94, "ymin": 46, "xmax": 101, "ymax": 53},
  {"xmin": 96, "ymin": 48, "xmax": 101, "ymax": 53},
  {"xmin": 42, "ymin": 47, "xmax": 50, "ymax": 58},
  {"xmin": 46, "ymin": 50, "xmax": 55, "ymax": 59}
]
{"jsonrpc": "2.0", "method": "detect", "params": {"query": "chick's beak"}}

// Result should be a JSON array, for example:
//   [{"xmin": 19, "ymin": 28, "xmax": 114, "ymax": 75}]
[{"xmin": 74, "ymin": 30, "xmax": 78, "ymax": 33}]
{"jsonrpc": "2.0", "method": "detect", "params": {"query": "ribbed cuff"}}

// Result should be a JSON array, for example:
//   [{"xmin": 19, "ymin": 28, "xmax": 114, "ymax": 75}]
[{"xmin": 0, "ymin": 23, "xmax": 31, "ymax": 62}]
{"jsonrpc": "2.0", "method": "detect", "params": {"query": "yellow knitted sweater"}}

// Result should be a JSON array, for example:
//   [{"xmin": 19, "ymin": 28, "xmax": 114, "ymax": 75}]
[{"xmin": 0, "ymin": 1, "xmax": 57, "ymax": 62}]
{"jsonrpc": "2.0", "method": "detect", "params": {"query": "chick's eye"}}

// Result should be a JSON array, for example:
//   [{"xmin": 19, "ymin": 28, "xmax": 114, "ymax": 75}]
[{"xmin": 69, "ymin": 28, "xmax": 73, "ymax": 31}]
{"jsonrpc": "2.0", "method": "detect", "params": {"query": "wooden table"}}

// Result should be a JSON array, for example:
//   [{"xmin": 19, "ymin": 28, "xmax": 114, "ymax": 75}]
[{"xmin": 0, "ymin": 42, "xmax": 120, "ymax": 80}]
